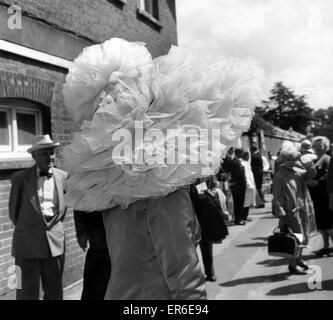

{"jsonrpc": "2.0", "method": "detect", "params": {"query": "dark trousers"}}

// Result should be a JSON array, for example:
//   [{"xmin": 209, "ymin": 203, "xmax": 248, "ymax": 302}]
[
  {"xmin": 242, "ymin": 207, "xmax": 250, "ymax": 221},
  {"xmin": 254, "ymin": 174, "xmax": 264, "ymax": 200},
  {"xmin": 15, "ymin": 255, "xmax": 64, "ymax": 300},
  {"xmin": 81, "ymin": 248, "xmax": 111, "ymax": 300},
  {"xmin": 231, "ymin": 188, "xmax": 246, "ymax": 223},
  {"xmin": 199, "ymin": 240, "xmax": 214, "ymax": 278}
]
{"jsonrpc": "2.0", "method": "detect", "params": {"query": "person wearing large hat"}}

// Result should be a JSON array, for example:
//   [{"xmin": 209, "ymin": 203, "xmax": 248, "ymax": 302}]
[
  {"xmin": 62, "ymin": 38, "xmax": 264, "ymax": 300},
  {"xmin": 8, "ymin": 135, "xmax": 68, "ymax": 300}
]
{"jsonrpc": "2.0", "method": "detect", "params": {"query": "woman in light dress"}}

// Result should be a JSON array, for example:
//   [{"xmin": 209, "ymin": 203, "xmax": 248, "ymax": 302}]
[{"xmin": 241, "ymin": 151, "xmax": 256, "ymax": 221}]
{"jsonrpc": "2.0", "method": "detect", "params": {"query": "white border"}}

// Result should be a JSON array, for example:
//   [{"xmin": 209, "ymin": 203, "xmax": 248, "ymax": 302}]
[{"xmin": 0, "ymin": 39, "xmax": 73, "ymax": 70}]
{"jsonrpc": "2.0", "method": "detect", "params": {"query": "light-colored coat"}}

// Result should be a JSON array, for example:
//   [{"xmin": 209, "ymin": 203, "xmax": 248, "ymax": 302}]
[
  {"xmin": 241, "ymin": 160, "xmax": 256, "ymax": 208},
  {"xmin": 272, "ymin": 165, "xmax": 316, "ymax": 244},
  {"xmin": 103, "ymin": 189, "xmax": 206, "ymax": 300}
]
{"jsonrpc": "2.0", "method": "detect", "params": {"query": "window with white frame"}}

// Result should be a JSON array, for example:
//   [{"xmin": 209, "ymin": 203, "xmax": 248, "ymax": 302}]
[
  {"xmin": 0, "ymin": 100, "xmax": 42, "ymax": 157},
  {"xmin": 139, "ymin": 0, "xmax": 159, "ymax": 20}
]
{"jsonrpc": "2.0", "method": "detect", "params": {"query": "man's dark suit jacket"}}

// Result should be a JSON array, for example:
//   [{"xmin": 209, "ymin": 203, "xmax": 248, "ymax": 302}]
[
  {"xmin": 251, "ymin": 151, "xmax": 263, "ymax": 176},
  {"xmin": 189, "ymin": 185, "xmax": 228, "ymax": 244},
  {"xmin": 73, "ymin": 211, "xmax": 108, "ymax": 251},
  {"xmin": 224, "ymin": 157, "xmax": 246, "ymax": 192},
  {"xmin": 9, "ymin": 165, "xmax": 68, "ymax": 259}
]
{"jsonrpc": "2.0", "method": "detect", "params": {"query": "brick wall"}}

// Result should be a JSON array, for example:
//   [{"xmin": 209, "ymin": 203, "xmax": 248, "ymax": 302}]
[
  {"xmin": 0, "ymin": 70, "xmax": 55, "ymax": 106},
  {"xmin": 0, "ymin": 173, "xmax": 12, "ymax": 297},
  {"xmin": 0, "ymin": 55, "xmax": 84, "ymax": 299},
  {"xmin": 0, "ymin": 0, "xmax": 177, "ymax": 59},
  {"xmin": 0, "ymin": 54, "xmax": 80, "ymax": 148}
]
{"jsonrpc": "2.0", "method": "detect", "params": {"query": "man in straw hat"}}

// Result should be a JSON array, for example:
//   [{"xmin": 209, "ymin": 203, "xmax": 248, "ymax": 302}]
[{"xmin": 8, "ymin": 135, "xmax": 68, "ymax": 300}]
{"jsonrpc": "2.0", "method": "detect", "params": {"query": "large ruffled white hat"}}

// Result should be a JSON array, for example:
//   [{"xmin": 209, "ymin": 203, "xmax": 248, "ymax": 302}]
[{"xmin": 63, "ymin": 38, "xmax": 265, "ymax": 212}]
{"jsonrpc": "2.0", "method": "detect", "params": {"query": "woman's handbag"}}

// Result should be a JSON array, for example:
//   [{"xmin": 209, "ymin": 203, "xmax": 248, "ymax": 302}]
[{"xmin": 268, "ymin": 227, "xmax": 301, "ymax": 259}]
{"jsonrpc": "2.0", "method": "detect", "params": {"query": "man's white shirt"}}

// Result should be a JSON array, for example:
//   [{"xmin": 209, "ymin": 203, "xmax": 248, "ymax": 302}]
[{"xmin": 36, "ymin": 167, "xmax": 58, "ymax": 218}]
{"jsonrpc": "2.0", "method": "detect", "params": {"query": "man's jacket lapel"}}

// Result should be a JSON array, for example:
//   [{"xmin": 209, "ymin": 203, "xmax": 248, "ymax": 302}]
[
  {"xmin": 53, "ymin": 169, "xmax": 65, "ymax": 215},
  {"xmin": 24, "ymin": 165, "xmax": 43, "ymax": 217},
  {"xmin": 45, "ymin": 168, "xmax": 66, "ymax": 229}
]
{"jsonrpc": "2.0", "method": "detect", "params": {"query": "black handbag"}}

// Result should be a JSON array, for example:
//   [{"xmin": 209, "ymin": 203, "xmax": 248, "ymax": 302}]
[{"xmin": 268, "ymin": 227, "xmax": 301, "ymax": 259}]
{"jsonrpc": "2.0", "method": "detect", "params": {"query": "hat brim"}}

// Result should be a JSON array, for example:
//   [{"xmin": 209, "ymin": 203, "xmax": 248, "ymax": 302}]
[{"xmin": 27, "ymin": 143, "xmax": 60, "ymax": 153}]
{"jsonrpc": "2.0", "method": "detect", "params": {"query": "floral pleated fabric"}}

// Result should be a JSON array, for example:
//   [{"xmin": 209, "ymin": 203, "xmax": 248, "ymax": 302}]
[{"xmin": 63, "ymin": 38, "xmax": 265, "ymax": 212}]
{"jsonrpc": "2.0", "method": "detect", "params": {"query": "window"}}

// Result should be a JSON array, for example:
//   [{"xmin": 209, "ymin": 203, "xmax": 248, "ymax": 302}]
[
  {"xmin": 141, "ymin": 0, "xmax": 159, "ymax": 20},
  {"xmin": 17, "ymin": 110, "xmax": 40, "ymax": 147},
  {"xmin": 138, "ymin": 0, "xmax": 161, "ymax": 27},
  {"xmin": 0, "ymin": 100, "xmax": 42, "ymax": 157},
  {"xmin": 0, "ymin": 110, "xmax": 10, "ymax": 150}
]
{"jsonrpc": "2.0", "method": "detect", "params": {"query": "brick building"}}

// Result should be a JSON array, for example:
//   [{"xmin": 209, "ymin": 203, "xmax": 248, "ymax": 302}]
[
  {"xmin": 249, "ymin": 126, "xmax": 306, "ymax": 157},
  {"xmin": 0, "ymin": 0, "xmax": 177, "ymax": 299}
]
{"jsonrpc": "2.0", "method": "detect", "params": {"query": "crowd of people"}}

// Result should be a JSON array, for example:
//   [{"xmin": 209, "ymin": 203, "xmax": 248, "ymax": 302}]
[
  {"xmin": 7, "ymin": 134, "xmax": 273, "ymax": 299},
  {"xmin": 8, "ymin": 133, "xmax": 333, "ymax": 299},
  {"xmin": 218, "ymin": 146, "xmax": 267, "ymax": 225},
  {"xmin": 272, "ymin": 136, "xmax": 333, "ymax": 275}
]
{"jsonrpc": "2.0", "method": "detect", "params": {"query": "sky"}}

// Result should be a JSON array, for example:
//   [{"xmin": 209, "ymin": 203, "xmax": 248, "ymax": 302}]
[{"xmin": 176, "ymin": 0, "xmax": 333, "ymax": 110}]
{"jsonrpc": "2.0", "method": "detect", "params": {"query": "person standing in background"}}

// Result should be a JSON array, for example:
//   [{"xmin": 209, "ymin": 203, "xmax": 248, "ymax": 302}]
[
  {"xmin": 272, "ymin": 142, "xmax": 316, "ymax": 274},
  {"xmin": 300, "ymin": 139, "xmax": 314, "ymax": 156},
  {"xmin": 227, "ymin": 148, "xmax": 247, "ymax": 225},
  {"xmin": 262, "ymin": 154, "xmax": 270, "ymax": 172},
  {"xmin": 241, "ymin": 151, "xmax": 256, "ymax": 222},
  {"xmin": 220, "ymin": 147, "xmax": 234, "ymax": 220},
  {"xmin": 221, "ymin": 147, "xmax": 234, "ymax": 173},
  {"xmin": 307, "ymin": 136, "xmax": 333, "ymax": 257},
  {"xmin": 190, "ymin": 177, "xmax": 229, "ymax": 282},
  {"xmin": 267, "ymin": 151, "xmax": 278, "ymax": 192},
  {"xmin": 267, "ymin": 151, "xmax": 274, "ymax": 175},
  {"xmin": 327, "ymin": 155, "xmax": 333, "ymax": 211},
  {"xmin": 251, "ymin": 145, "xmax": 265, "ymax": 208},
  {"xmin": 74, "ymin": 211, "xmax": 111, "ymax": 300},
  {"xmin": 9, "ymin": 135, "xmax": 68, "ymax": 300}
]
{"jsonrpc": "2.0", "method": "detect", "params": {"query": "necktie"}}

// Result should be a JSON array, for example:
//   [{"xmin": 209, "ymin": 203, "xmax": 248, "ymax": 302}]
[{"xmin": 39, "ymin": 171, "xmax": 53, "ymax": 178}]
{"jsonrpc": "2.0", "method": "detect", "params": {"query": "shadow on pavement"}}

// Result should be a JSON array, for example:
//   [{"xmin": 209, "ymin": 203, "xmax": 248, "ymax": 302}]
[
  {"xmin": 219, "ymin": 272, "xmax": 288, "ymax": 287},
  {"xmin": 257, "ymin": 258, "xmax": 288, "ymax": 267},
  {"xmin": 236, "ymin": 242, "xmax": 266, "ymax": 248},
  {"xmin": 258, "ymin": 253, "xmax": 328, "ymax": 267},
  {"xmin": 260, "ymin": 216, "xmax": 277, "ymax": 220},
  {"xmin": 267, "ymin": 279, "xmax": 333, "ymax": 296}
]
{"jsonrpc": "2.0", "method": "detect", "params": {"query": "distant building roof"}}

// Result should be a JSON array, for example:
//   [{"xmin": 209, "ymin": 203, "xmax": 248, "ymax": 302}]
[{"xmin": 263, "ymin": 124, "xmax": 306, "ymax": 142}]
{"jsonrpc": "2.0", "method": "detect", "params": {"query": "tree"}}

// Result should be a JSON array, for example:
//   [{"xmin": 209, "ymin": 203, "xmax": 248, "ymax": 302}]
[
  {"xmin": 248, "ymin": 106, "xmax": 271, "ymax": 135},
  {"xmin": 311, "ymin": 106, "xmax": 333, "ymax": 142},
  {"xmin": 256, "ymin": 82, "xmax": 313, "ymax": 134}
]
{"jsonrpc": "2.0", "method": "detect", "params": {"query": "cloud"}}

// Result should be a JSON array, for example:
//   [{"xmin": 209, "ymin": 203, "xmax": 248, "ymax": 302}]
[{"xmin": 177, "ymin": 0, "xmax": 333, "ymax": 109}]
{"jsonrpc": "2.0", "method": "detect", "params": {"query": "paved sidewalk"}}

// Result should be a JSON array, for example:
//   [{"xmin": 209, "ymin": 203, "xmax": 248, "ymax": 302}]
[
  {"xmin": 204, "ymin": 200, "xmax": 333, "ymax": 300},
  {"xmin": 64, "ymin": 196, "xmax": 333, "ymax": 300}
]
